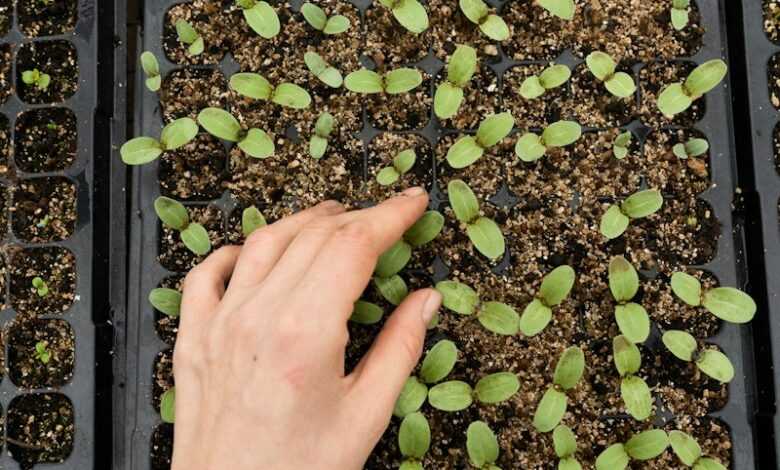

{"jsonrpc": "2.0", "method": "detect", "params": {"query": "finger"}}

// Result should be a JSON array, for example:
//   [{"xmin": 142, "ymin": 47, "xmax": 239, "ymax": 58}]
[{"xmin": 179, "ymin": 245, "xmax": 241, "ymax": 330}]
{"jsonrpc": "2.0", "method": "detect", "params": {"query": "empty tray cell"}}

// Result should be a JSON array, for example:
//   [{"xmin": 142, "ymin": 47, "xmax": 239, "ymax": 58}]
[
  {"xmin": 11, "ymin": 176, "xmax": 77, "ymax": 242},
  {"xmin": 503, "ymin": 64, "xmax": 568, "ymax": 130},
  {"xmin": 7, "ymin": 318, "xmax": 75, "ymax": 389},
  {"xmin": 639, "ymin": 60, "xmax": 705, "ymax": 129},
  {"xmin": 563, "ymin": 62, "xmax": 638, "ymax": 128},
  {"xmin": 158, "ymin": 132, "xmax": 227, "ymax": 201},
  {"xmin": 160, "ymin": 67, "xmax": 228, "ymax": 123},
  {"xmin": 765, "ymin": 0, "xmax": 780, "ymax": 43},
  {"xmin": 15, "ymin": 40, "xmax": 78, "ymax": 104},
  {"xmin": 0, "ymin": 0, "xmax": 11, "ymax": 36},
  {"xmin": 150, "ymin": 423, "xmax": 174, "ymax": 470},
  {"xmin": 17, "ymin": 0, "xmax": 78, "ymax": 37},
  {"xmin": 0, "ymin": 113, "xmax": 9, "ymax": 174},
  {"xmin": 0, "ymin": 43, "xmax": 10, "ymax": 104},
  {"xmin": 0, "ymin": 182, "xmax": 8, "ymax": 239},
  {"xmin": 768, "ymin": 52, "xmax": 780, "ymax": 109},
  {"xmin": 14, "ymin": 107, "xmax": 78, "ymax": 172},
  {"xmin": 9, "ymin": 245, "xmax": 77, "ymax": 317},
  {"xmin": 7, "ymin": 393, "xmax": 74, "ymax": 467}
]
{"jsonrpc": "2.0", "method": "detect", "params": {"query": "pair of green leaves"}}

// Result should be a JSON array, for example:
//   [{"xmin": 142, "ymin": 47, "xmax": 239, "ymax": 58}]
[
  {"xmin": 537, "ymin": 0, "xmax": 575, "ymax": 20},
  {"xmin": 609, "ymin": 256, "xmax": 650, "ymax": 344},
  {"xmin": 657, "ymin": 59, "xmax": 728, "ymax": 118},
  {"xmin": 518, "ymin": 265, "xmax": 576, "ymax": 336},
  {"xmin": 304, "ymin": 52, "xmax": 343, "ymax": 88},
  {"xmin": 533, "ymin": 346, "xmax": 585, "ymax": 432},
  {"xmin": 673, "ymin": 138, "xmax": 709, "ymax": 160},
  {"xmin": 447, "ymin": 180, "xmax": 506, "ymax": 260},
  {"xmin": 671, "ymin": 0, "xmax": 691, "ymax": 31},
  {"xmin": 197, "ymin": 108, "xmax": 275, "ymax": 159},
  {"xmin": 35, "ymin": 341, "xmax": 51, "ymax": 364},
  {"xmin": 428, "ymin": 372, "xmax": 520, "ymax": 412},
  {"xmin": 160, "ymin": 387, "xmax": 176, "ymax": 423},
  {"xmin": 22, "ymin": 68, "xmax": 51, "ymax": 90},
  {"xmin": 515, "ymin": 121, "xmax": 581, "ymax": 162},
  {"xmin": 32, "ymin": 277, "xmax": 49, "ymax": 297},
  {"xmin": 140, "ymin": 51, "xmax": 162, "ymax": 92},
  {"xmin": 378, "ymin": 0, "xmax": 429, "ymax": 34},
  {"xmin": 447, "ymin": 112, "xmax": 514, "ymax": 168},
  {"xmin": 398, "ymin": 412, "xmax": 430, "ymax": 469},
  {"xmin": 519, "ymin": 64, "xmax": 571, "ymax": 99},
  {"xmin": 467, "ymin": 421, "xmax": 502, "ymax": 470},
  {"xmin": 344, "ymin": 67, "xmax": 423, "ymax": 94},
  {"xmin": 434, "ymin": 45, "xmax": 478, "ymax": 119},
  {"xmin": 436, "ymin": 280, "xmax": 520, "ymax": 335},
  {"xmin": 121, "ymin": 117, "xmax": 199, "ymax": 165},
  {"xmin": 310, "ymin": 112, "xmax": 335, "ymax": 159},
  {"xmin": 612, "ymin": 131, "xmax": 632, "ymax": 159},
  {"xmin": 553, "ymin": 425, "xmax": 581, "ymax": 470},
  {"xmin": 662, "ymin": 330, "xmax": 735, "ymax": 383},
  {"xmin": 149, "ymin": 287, "xmax": 182, "ymax": 318},
  {"xmin": 595, "ymin": 429, "xmax": 669, "ymax": 470},
  {"xmin": 599, "ymin": 189, "xmax": 664, "ymax": 239},
  {"xmin": 393, "ymin": 340, "xmax": 459, "ymax": 417},
  {"xmin": 459, "ymin": 0, "xmax": 509, "ymax": 41},
  {"xmin": 377, "ymin": 149, "xmax": 416, "ymax": 185},
  {"xmin": 175, "ymin": 19, "xmax": 204, "ymax": 56},
  {"xmin": 613, "ymin": 335, "xmax": 653, "ymax": 420},
  {"xmin": 300, "ymin": 2, "xmax": 350, "ymax": 35},
  {"xmin": 585, "ymin": 52, "xmax": 636, "ymax": 98},
  {"xmin": 669, "ymin": 431, "xmax": 728, "ymax": 469},
  {"xmin": 230, "ymin": 72, "xmax": 312, "ymax": 109},
  {"xmin": 670, "ymin": 272, "xmax": 756, "ymax": 323},
  {"xmin": 154, "ymin": 196, "xmax": 212, "ymax": 255},
  {"xmin": 236, "ymin": 0, "xmax": 280, "ymax": 39}
]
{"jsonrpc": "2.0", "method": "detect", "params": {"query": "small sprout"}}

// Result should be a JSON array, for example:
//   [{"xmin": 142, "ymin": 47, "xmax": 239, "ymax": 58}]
[
  {"xmin": 599, "ymin": 189, "xmax": 664, "ymax": 239},
  {"xmin": 46, "ymin": 122, "xmax": 58, "ymax": 131},
  {"xmin": 519, "ymin": 64, "xmax": 571, "ymax": 99},
  {"xmin": 612, "ymin": 131, "xmax": 632, "ymax": 160},
  {"xmin": 515, "ymin": 120, "xmax": 581, "ymax": 162},
  {"xmin": 22, "ymin": 68, "xmax": 51, "ymax": 90},
  {"xmin": 613, "ymin": 335, "xmax": 653, "ymax": 420},
  {"xmin": 32, "ymin": 276, "xmax": 49, "ymax": 297},
  {"xmin": 662, "ymin": 330, "xmax": 735, "ymax": 382},
  {"xmin": 446, "ymin": 112, "xmax": 515, "ymax": 168},
  {"xmin": 197, "ymin": 107, "xmax": 275, "ymax": 158},
  {"xmin": 553, "ymin": 425, "xmax": 581, "ymax": 470},
  {"xmin": 309, "ymin": 112, "xmax": 335, "ymax": 159},
  {"xmin": 236, "ymin": 0, "xmax": 280, "ymax": 38},
  {"xmin": 120, "ymin": 117, "xmax": 198, "ymax": 165},
  {"xmin": 175, "ymin": 19, "xmax": 204, "ymax": 55},
  {"xmin": 230, "ymin": 72, "xmax": 311, "ymax": 109},
  {"xmin": 37, "ymin": 215, "xmax": 51, "ymax": 228},
  {"xmin": 393, "ymin": 340, "xmax": 457, "ymax": 417},
  {"xmin": 300, "ymin": 2, "xmax": 350, "ymax": 34},
  {"xmin": 585, "ymin": 52, "xmax": 636, "ymax": 98},
  {"xmin": 657, "ymin": 59, "xmax": 728, "ymax": 118},
  {"xmin": 140, "ymin": 51, "xmax": 162, "ymax": 92},
  {"xmin": 304, "ymin": 52, "xmax": 343, "ymax": 88},
  {"xmin": 434, "ymin": 45, "xmax": 478, "ymax": 119},
  {"xmin": 466, "ymin": 421, "xmax": 501, "ymax": 469},
  {"xmin": 35, "ymin": 341, "xmax": 51, "ymax": 364},
  {"xmin": 670, "ymin": 272, "xmax": 756, "ymax": 323},
  {"xmin": 242, "ymin": 206, "xmax": 267, "ymax": 236},
  {"xmin": 349, "ymin": 300, "xmax": 384, "ymax": 325},
  {"xmin": 398, "ymin": 412, "xmax": 430, "ymax": 469},
  {"xmin": 428, "ymin": 372, "xmax": 519, "ymax": 412},
  {"xmin": 459, "ymin": 0, "xmax": 509, "ymax": 40},
  {"xmin": 671, "ymin": 0, "xmax": 691, "ymax": 31},
  {"xmin": 377, "ymin": 0, "xmax": 429, "ymax": 34},
  {"xmin": 436, "ymin": 280, "xmax": 520, "ymax": 335},
  {"xmin": 148, "ymin": 287, "xmax": 182, "ymax": 318},
  {"xmin": 669, "ymin": 431, "xmax": 728, "ymax": 469},
  {"xmin": 536, "ymin": 0, "xmax": 575, "ymax": 20},
  {"xmin": 518, "ymin": 265, "xmax": 576, "ymax": 336},
  {"xmin": 595, "ymin": 430, "xmax": 669, "ymax": 470},
  {"xmin": 533, "ymin": 346, "xmax": 585, "ymax": 432},
  {"xmin": 154, "ymin": 196, "xmax": 212, "ymax": 256},
  {"xmin": 672, "ymin": 137, "xmax": 709, "ymax": 160},
  {"xmin": 377, "ymin": 149, "xmax": 416, "ymax": 185},
  {"xmin": 447, "ymin": 179, "xmax": 506, "ymax": 259},
  {"xmin": 344, "ymin": 67, "xmax": 423, "ymax": 94},
  {"xmin": 160, "ymin": 387, "xmax": 176, "ymax": 423},
  {"xmin": 609, "ymin": 256, "xmax": 650, "ymax": 343}
]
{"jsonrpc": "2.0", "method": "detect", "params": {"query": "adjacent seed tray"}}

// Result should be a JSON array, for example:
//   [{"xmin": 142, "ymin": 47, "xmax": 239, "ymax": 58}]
[{"xmin": 122, "ymin": 0, "xmax": 759, "ymax": 468}]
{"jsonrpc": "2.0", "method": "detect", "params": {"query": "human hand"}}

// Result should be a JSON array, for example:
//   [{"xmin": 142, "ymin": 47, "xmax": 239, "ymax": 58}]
[{"xmin": 170, "ymin": 187, "xmax": 442, "ymax": 470}]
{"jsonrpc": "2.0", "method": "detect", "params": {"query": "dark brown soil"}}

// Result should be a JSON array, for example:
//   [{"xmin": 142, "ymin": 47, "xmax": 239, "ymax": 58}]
[
  {"xmin": 428, "ymin": 0, "xmax": 502, "ymax": 61},
  {"xmin": 11, "ymin": 176, "xmax": 77, "ymax": 242},
  {"xmin": 0, "ymin": 43, "xmax": 11, "ymax": 104},
  {"xmin": 14, "ymin": 107, "xmax": 77, "ymax": 172},
  {"xmin": 163, "ymin": 1, "xmax": 230, "ymax": 65},
  {"xmin": 434, "ymin": 65, "xmax": 500, "ymax": 130},
  {"xmin": 8, "ymin": 245, "xmax": 77, "ymax": 316},
  {"xmin": 563, "ymin": 62, "xmax": 637, "ymax": 128},
  {"xmin": 158, "ymin": 204, "xmax": 225, "ymax": 272},
  {"xmin": 765, "ymin": 0, "xmax": 780, "ymax": 43},
  {"xmin": 364, "ymin": 4, "xmax": 430, "ymax": 68},
  {"xmin": 639, "ymin": 60, "xmax": 705, "ymax": 128},
  {"xmin": 7, "ymin": 393, "xmax": 74, "ymax": 468},
  {"xmin": 150, "ymin": 424, "xmax": 174, "ymax": 470},
  {"xmin": 152, "ymin": 348, "xmax": 174, "ymax": 411},
  {"xmin": 367, "ymin": 72, "xmax": 433, "ymax": 131},
  {"xmin": 643, "ymin": 128, "xmax": 711, "ymax": 196},
  {"xmin": 503, "ymin": 64, "xmax": 567, "ymax": 130},
  {"xmin": 15, "ymin": 40, "xmax": 79, "ymax": 104},
  {"xmin": 154, "ymin": 276, "xmax": 183, "ymax": 346},
  {"xmin": 0, "ymin": 113, "xmax": 9, "ymax": 175},
  {"xmin": 767, "ymin": 52, "xmax": 780, "ymax": 110},
  {"xmin": 7, "ymin": 318, "xmax": 75, "ymax": 389},
  {"xmin": 0, "ymin": 0, "xmax": 11, "ymax": 35},
  {"xmin": 571, "ymin": 129, "xmax": 643, "ymax": 201},
  {"xmin": 17, "ymin": 0, "xmax": 78, "ymax": 37},
  {"xmin": 159, "ymin": 132, "xmax": 227, "ymax": 201},
  {"xmin": 160, "ymin": 68, "xmax": 228, "ymax": 123}
]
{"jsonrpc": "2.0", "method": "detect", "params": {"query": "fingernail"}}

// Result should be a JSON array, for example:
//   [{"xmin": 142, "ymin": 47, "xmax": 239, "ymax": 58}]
[
  {"xmin": 317, "ymin": 200, "xmax": 344, "ymax": 213},
  {"xmin": 421, "ymin": 289, "xmax": 442, "ymax": 325},
  {"xmin": 402, "ymin": 186, "xmax": 426, "ymax": 197}
]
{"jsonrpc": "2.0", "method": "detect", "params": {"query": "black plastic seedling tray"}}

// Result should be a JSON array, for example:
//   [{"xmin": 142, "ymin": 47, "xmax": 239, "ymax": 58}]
[{"xmin": 120, "ymin": 0, "xmax": 761, "ymax": 468}]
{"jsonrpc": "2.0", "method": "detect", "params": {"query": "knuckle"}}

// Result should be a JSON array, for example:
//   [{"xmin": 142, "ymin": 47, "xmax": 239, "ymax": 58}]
[{"xmin": 244, "ymin": 227, "xmax": 276, "ymax": 250}]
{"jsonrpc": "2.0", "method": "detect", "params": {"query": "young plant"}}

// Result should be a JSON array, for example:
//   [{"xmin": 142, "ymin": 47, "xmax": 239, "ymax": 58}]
[
  {"xmin": 304, "ymin": 52, "xmax": 343, "ymax": 88},
  {"xmin": 376, "ymin": 0, "xmax": 429, "ymax": 34},
  {"xmin": 32, "ymin": 276, "xmax": 49, "ymax": 297},
  {"xmin": 393, "ymin": 339, "xmax": 458, "ymax": 417},
  {"xmin": 229, "ymin": 72, "xmax": 311, "ymax": 109},
  {"xmin": 149, "ymin": 287, "xmax": 182, "ymax": 318},
  {"xmin": 428, "ymin": 372, "xmax": 519, "ymax": 412},
  {"xmin": 236, "ymin": 0, "xmax": 280, "ymax": 39},
  {"xmin": 671, "ymin": 0, "xmax": 691, "ymax": 31},
  {"xmin": 459, "ymin": 0, "xmax": 509, "ymax": 41},
  {"xmin": 35, "ymin": 341, "xmax": 51, "ymax": 364},
  {"xmin": 154, "ymin": 196, "xmax": 212, "ymax": 256},
  {"xmin": 670, "ymin": 272, "xmax": 756, "ymax": 323},
  {"xmin": 585, "ymin": 52, "xmax": 636, "ymax": 98},
  {"xmin": 519, "ymin": 64, "xmax": 571, "ymax": 99},
  {"xmin": 120, "ymin": 117, "xmax": 198, "ymax": 165},
  {"xmin": 160, "ymin": 387, "xmax": 176, "ymax": 423},
  {"xmin": 447, "ymin": 179, "xmax": 505, "ymax": 260},
  {"xmin": 434, "ymin": 45, "xmax": 477, "ymax": 119},
  {"xmin": 599, "ymin": 189, "xmax": 663, "ymax": 239},
  {"xmin": 657, "ymin": 59, "xmax": 728, "ymax": 118},
  {"xmin": 595, "ymin": 429, "xmax": 669, "ymax": 470},
  {"xmin": 553, "ymin": 425, "xmax": 582, "ymax": 470},
  {"xmin": 446, "ymin": 112, "xmax": 515, "ymax": 168},
  {"xmin": 175, "ymin": 19, "xmax": 204, "ymax": 55},
  {"xmin": 197, "ymin": 108, "xmax": 274, "ymax": 158},
  {"xmin": 300, "ymin": 2, "xmax": 350, "ymax": 35},
  {"xmin": 669, "ymin": 430, "xmax": 728, "ymax": 469},
  {"xmin": 377, "ymin": 149, "xmax": 416, "ymax": 185},
  {"xmin": 436, "ymin": 280, "xmax": 520, "ymax": 335},
  {"xmin": 672, "ymin": 137, "xmax": 708, "ymax": 160},
  {"xmin": 349, "ymin": 300, "xmax": 385, "ymax": 325},
  {"xmin": 140, "ymin": 51, "xmax": 162, "ymax": 92},
  {"xmin": 536, "ymin": 0, "xmax": 575, "ymax": 20},
  {"xmin": 515, "ymin": 121, "xmax": 581, "ymax": 162},
  {"xmin": 466, "ymin": 421, "xmax": 502, "ymax": 470},
  {"xmin": 398, "ymin": 412, "xmax": 430, "ymax": 470},
  {"xmin": 344, "ymin": 67, "xmax": 423, "ymax": 95},
  {"xmin": 613, "ymin": 335, "xmax": 653, "ymax": 420},
  {"xmin": 608, "ymin": 256, "xmax": 650, "ymax": 344},
  {"xmin": 662, "ymin": 330, "xmax": 735, "ymax": 383},
  {"xmin": 518, "ymin": 265, "xmax": 576, "ymax": 336},
  {"xmin": 310, "ymin": 112, "xmax": 335, "ymax": 159},
  {"xmin": 612, "ymin": 131, "xmax": 632, "ymax": 160},
  {"xmin": 22, "ymin": 68, "xmax": 51, "ymax": 90},
  {"xmin": 242, "ymin": 206, "xmax": 267, "ymax": 236},
  {"xmin": 533, "ymin": 346, "xmax": 585, "ymax": 432}
]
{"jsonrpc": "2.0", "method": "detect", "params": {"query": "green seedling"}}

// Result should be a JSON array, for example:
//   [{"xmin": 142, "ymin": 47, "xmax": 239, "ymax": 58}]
[
  {"xmin": 585, "ymin": 52, "xmax": 636, "ymax": 98},
  {"xmin": 459, "ymin": 0, "xmax": 509, "ymax": 40},
  {"xmin": 428, "ymin": 372, "xmax": 519, "ymax": 412},
  {"xmin": 154, "ymin": 196, "xmax": 212, "ymax": 256},
  {"xmin": 537, "ymin": 0, "xmax": 575, "ymax": 20},
  {"xmin": 515, "ymin": 120, "xmax": 581, "ymax": 162},
  {"xmin": 447, "ymin": 179, "xmax": 506, "ymax": 260},
  {"xmin": 657, "ymin": 59, "xmax": 728, "ymax": 118},
  {"xmin": 377, "ymin": 149, "xmax": 416, "ymax": 185},
  {"xmin": 160, "ymin": 387, "xmax": 176, "ymax": 423},
  {"xmin": 35, "ymin": 341, "xmax": 51, "ymax": 364},
  {"xmin": 434, "ymin": 45, "xmax": 478, "ymax": 119},
  {"xmin": 662, "ymin": 330, "xmax": 735, "ymax": 383},
  {"xmin": 466, "ymin": 421, "xmax": 502, "ymax": 470},
  {"xmin": 149, "ymin": 287, "xmax": 182, "ymax": 318},
  {"xmin": 398, "ymin": 412, "xmax": 430, "ymax": 470},
  {"xmin": 670, "ymin": 272, "xmax": 756, "ymax": 323},
  {"xmin": 599, "ymin": 189, "xmax": 664, "ymax": 239},
  {"xmin": 310, "ymin": 112, "xmax": 335, "ymax": 159},
  {"xmin": 608, "ymin": 256, "xmax": 650, "ymax": 344},
  {"xmin": 671, "ymin": 0, "xmax": 691, "ymax": 31},
  {"xmin": 613, "ymin": 335, "xmax": 653, "ymax": 420},
  {"xmin": 22, "ymin": 68, "xmax": 51, "ymax": 90},
  {"xmin": 175, "ymin": 19, "xmax": 204, "ymax": 55},
  {"xmin": 595, "ymin": 429, "xmax": 669, "ymax": 470},
  {"xmin": 32, "ymin": 276, "xmax": 49, "ymax": 297},
  {"xmin": 349, "ymin": 300, "xmax": 385, "ymax": 325},
  {"xmin": 304, "ymin": 52, "xmax": 343, "ymax": 88},
  {"xmin": 533, "ymin": 346, "xmax": 585, "ymax": 432},
  {"xmin": 197, "ymin": 107, "xmax": 274, "ymax": 158},
  {"xmin": 300, "ymin": 2, "xmax": 350, "ymax": 34},
  {"xmin": 519, "ymin": 64, "xmax": 571, "ymax": 99},
  {"xmin": 236, "ymin": 0, "xmax": 280, "ymax": 38},
  {"xmin": 140, "ymin": 51, "xmax": 162, "ymax": 92},
  {"xmin": 344, "ymin": 67, "xmax": 423, "ymax": 95},
  {"xmin": 553, "ymin": 425, "xmax": 582, "ymax": 470},
  {"xmin": 612, "ymin": 131, "xmax": 632, "ymax": 160},
  {"xmin": 230, "ymin": 72, "xmax": 311, "ymax": 109},
  {"xmin": 120, "ymin": 117, "xmax": 198, "ymax": 165},
  {"xmin": 242, "ymin": 206, "xmax": 267, "ymax": 236},
  {"xmin": 374, "ymin": 274, "xmax": 409, "ymax": 306},
  {"xmin": 518, "ymin": 265, "xmax": 576, "ymax": 336},
  {"xmin": 446, "ymin": 112, "xmax": 514, "ymax": 168},
  {"xmin": 669, "ymin": 431, "xmax": 728, "ymax": 469},
  {"xmin": 436, "ymin": 280, "xmax": 520, "ymax": 335},
  {"xmin": 37, "ymin": 214, "xmax": 51, "ymax": 228},
  {"xmin": 393, "ymin": 339, "xmax": 458, "ymax": 417},
  {"xmin": 672, "ymin": 137, "xmax": 709, "ymax": 160},
  {"xmin": 377, "ymin": 0, "xmax": 429, "ymax": 34}
]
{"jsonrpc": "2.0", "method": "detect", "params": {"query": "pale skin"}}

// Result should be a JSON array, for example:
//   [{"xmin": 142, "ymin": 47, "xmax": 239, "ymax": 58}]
[{"xmin": 171, "ymin": 187, "xmax": 442, "ymax": 470}]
